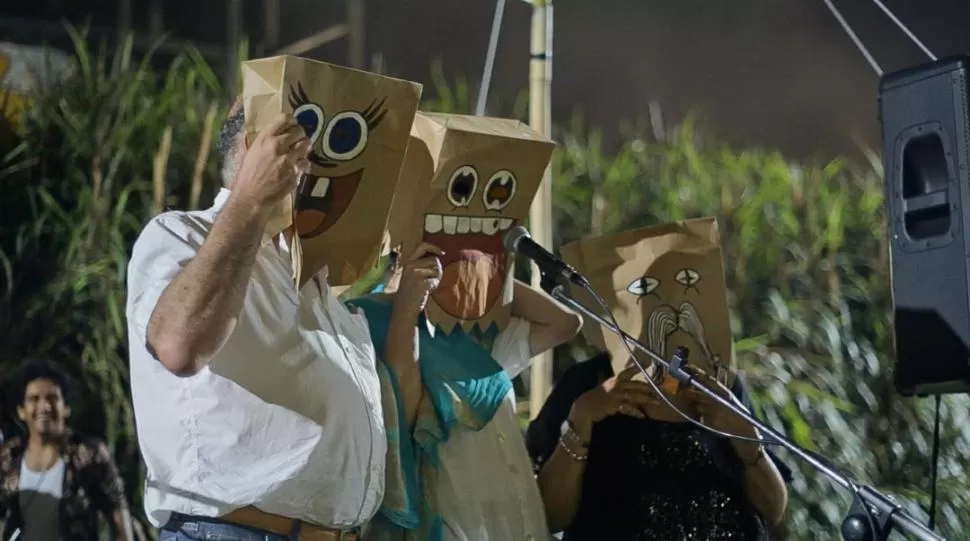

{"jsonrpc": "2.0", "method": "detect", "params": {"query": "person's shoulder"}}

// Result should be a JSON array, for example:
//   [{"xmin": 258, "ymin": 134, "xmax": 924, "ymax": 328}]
[
  {"xmin": 70, "ymin": 434, "xmax": 113, "ymax": 462},
  {"xmin": 562, "ymin": 352, "xmax": 611, "ymax": 381},
  {"xmin": 553, "ymin": 353, "xmax": 611, "ymax": 396},
  {"xmin": 129, "ymin": 208, "xmax": 216, "ymax": 269},
  {"xmin": 343, "ymin": 293, "xmax": 394, "ymax": 319},
  {"xmin": 0, "ymin": 434, "xmax": 25, "ymax": 468},
  {"xmin": 498, "ymin": 315, "xmax": 532, "ymax": 342},
  {"xmin": 137, "ymin": 208, "xmax": 214, "ymax": 245}
]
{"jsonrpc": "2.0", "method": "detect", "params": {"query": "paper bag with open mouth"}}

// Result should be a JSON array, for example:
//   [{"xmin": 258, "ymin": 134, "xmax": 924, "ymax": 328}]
[
  {"xmin": 559, "ymin": 217, "xmax": 735, "ymax": 392},
  {"xmin": 242, "ymin": 55, "xmax": 422, "ymax": 286},
  {"xmin": 395, "ymin": 112, "xmax": 556, "ymax": 334}
]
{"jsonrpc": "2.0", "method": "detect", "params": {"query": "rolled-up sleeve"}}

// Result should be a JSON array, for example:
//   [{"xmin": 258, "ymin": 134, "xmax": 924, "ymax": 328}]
[
  {"xmin": 490, "ymin": 317, "xmax": 533, "ymax": 379},
  {"xmin": 126, "ymin": 213, "xmax": 204, "ymax": 342}
]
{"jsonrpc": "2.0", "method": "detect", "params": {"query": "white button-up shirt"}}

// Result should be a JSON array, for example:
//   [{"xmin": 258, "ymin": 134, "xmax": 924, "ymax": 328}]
[{"xmin": 126, "ymin": 189, "xmax": 386, "ymax": 529}]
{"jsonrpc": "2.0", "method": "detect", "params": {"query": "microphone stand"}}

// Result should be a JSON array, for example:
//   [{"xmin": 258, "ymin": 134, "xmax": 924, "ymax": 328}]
[{"xmin": 539, "ymin": 272, "xmax": 945, "ymax": 541}]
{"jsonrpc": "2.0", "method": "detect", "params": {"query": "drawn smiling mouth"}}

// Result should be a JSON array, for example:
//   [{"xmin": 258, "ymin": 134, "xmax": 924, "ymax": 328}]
[
  {"xmin": 294, "ymin": 170, "xmax": 364, "ymax": 238},
  {"xmin": 421, "ymin": 213, "xmax": 516, "ymax": 320}
]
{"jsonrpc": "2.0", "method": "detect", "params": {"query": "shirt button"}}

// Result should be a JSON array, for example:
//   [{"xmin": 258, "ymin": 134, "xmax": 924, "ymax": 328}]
[
  {"xmin": 509, "ymin": 464, "xmax": 519, "ymax": 474},
  {"xmin": 497, "ymin": 434, "xmax": 506, "ymax": 443}
]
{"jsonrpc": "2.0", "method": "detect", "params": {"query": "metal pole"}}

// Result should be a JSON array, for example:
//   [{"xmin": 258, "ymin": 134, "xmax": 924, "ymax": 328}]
[
  {"xmin": 263, "ymin": 0, "xmax": 280, "ymax": 55},
  {"xmin": 149, "ymin": 0, "xmax": 164, "ymax": 43},
  {"xmin": 526, "ymin": 0, "xmax": 554, "ymax": 419},
  {"xmin": 475, "ymin": 0, "xmax": 507, "ymax": 116},
  {"xmin": 347, "ymin": 0, "xmax": 366, "ymax": 68},
  {"xmin": 226, "ymin": 0, "xmax": 243, "ymax": 93},
  {"xmin": 117, "ymin": 0, "xmax": 132, "ymax": 42}
]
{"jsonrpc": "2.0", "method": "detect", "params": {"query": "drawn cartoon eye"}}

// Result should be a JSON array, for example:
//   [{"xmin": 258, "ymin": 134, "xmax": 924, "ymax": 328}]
[
  {"xmin": 483, "ymin": 170, "xmax": 517, "ymax": 211},
  {"xmin": 293, "ymin": 103, "xmax": 325, "ymax": 146},
  {"xmin": 447, "ymin": 165, "xmax": 479, "ymax": 207},
  {"xmin": 322, "ymin": 111, "xmax": 368, "ymax": 161},
  {"xmin": 288, "ymin": 83, "xmax": 325, "ymax": 146},
  {"xmin": 627, "ymin": 276, "xmax": 660, "ymax": 296},
  {"xmin": 674, "ymin": 268, "xmax": 701, "ymax": 287}
]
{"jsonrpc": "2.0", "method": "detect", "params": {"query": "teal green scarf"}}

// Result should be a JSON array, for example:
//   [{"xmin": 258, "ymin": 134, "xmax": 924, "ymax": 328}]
[{"xmin": 344, "ymin": 295, "xmax": 512, "ymax": 541}]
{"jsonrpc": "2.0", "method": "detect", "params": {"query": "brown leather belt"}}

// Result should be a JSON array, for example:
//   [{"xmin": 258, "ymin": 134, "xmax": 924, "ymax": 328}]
[{"xmin": 221, "ymin": 506, "xmax": 359, "ymax": 541}]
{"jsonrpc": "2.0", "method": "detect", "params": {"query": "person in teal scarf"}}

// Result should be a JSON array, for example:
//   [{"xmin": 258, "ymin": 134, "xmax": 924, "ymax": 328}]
[
  {"xmin": 348, "ymin": 241, "xmax": 581, "ymax": 541},
  {"xmin": 347, "ymin": 112, "xmax": 582, "ymax": 541}
]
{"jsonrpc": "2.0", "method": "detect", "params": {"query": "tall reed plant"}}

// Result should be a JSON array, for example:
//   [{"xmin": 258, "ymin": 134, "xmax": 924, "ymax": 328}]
[
  {"xmin": 552, "ymin": 113, "xmax": 970, "ymax": 538},
  {"xmin": 0, "ymin": 27, "xmax": 228, "ymax": 539}
]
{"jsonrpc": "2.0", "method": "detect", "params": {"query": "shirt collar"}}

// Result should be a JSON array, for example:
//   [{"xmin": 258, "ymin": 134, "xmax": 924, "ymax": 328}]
[
  {"xmin": 213, "ymin": 187, "xmax": 231, "ymax": 211},
  {"xmin": 212, "ymin": 189, "xmax": 336, "ymax": 290}
]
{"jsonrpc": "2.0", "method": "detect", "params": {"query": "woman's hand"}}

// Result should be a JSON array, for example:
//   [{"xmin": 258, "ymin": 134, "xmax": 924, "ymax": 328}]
[
  {"xmin": 686, "ymin": 379, "xmax": 762, "ymax": 462},
  {"xmin": 392, "ymin": 242, "xmax": 445, "ymax": 319},
  {"xmin": 567, "ymin": 365, "xmax": 655, "ymax": 442}
]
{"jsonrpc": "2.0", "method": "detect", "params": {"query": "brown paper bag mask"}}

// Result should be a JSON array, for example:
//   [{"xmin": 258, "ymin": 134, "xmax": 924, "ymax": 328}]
[
  {"xmin": 242, "ymin": 55, "xmax": 422, "ymax": 286},
  {"xmin": 560, "ymin": 217, "xmax": 735, "ymax": 392},
  {"xmin": 395, "ymin": 112, "xmax": 555, "ymax": 334}
]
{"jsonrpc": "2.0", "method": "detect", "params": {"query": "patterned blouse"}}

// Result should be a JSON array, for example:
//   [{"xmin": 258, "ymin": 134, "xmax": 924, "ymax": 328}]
[
  {"xmin": 0, "ymin": 430, "xmax": 128, "ymax": 541},
  {"xmin": 527, "ymin": 354, "xmax": 793, "ymax": 541}
]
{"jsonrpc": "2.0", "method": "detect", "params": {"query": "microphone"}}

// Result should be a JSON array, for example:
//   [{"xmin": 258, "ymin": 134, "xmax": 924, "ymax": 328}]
[{"xmin": 503, "ymin": 226, "xmax": 588, "ymax": 287}]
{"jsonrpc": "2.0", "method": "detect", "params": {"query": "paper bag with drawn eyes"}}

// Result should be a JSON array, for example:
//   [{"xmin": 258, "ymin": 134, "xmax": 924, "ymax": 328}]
[
  {"xmin": 559, "ymin": 217, "xmax": 736, "ymax": 392},
  {"xmin": 242, "ymin": 55, "xmax": 422, "ymax": 287},
  {"xmin": 394, "ymin": 112, "xmax": 556, "ymax": 335}
]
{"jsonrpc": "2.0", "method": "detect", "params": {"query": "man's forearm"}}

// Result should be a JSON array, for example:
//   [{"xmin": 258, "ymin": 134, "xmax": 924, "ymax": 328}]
[
  {"xmin": 385, "ymin": 308, "xmax": 424, "ymax": 427},
  {"xmin": 147, "ymin": 193, "xmax": 271, "ymax": 375}
]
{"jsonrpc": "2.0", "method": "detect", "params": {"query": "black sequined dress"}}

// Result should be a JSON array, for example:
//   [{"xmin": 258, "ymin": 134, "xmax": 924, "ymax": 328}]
[{"xmin": 526, "ymin": 354, "xmax": 792, "ymax": 541}]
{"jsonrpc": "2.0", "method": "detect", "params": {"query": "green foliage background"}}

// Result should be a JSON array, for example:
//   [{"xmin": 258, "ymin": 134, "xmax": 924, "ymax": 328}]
[{"xmin": 1, "ymin": 34, "xmax": 968, "ymax": 540}]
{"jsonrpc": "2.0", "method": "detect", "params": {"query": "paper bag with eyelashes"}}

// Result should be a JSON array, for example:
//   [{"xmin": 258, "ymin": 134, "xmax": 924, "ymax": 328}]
[
  {"xmin": 242, "ymin": 55, "xmax": 422, "ymax": 287},
  {"xmin": 394, "ymin": 112, "xmax": 556, "ymax": 335},
  {"xmin": 559, "ymin": 217, "xmax": 736, "ymax": 393}
]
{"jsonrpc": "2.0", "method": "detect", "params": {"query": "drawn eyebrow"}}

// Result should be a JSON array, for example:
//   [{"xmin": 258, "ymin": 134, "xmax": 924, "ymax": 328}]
[
  {"xmin": 361, "ymin": 97, "xmax": 388, "ymax": 130},
  {"xmin": 288, "ymin": 83, "xmax": 313, "ymax": 110}
]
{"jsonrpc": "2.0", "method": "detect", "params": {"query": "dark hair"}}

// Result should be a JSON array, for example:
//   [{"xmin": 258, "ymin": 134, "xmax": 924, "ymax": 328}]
[
  {"xmin": 215, "ymin": 104, "xmax": 245, "ymax": 185},
  {"xmin": 12, "ymin": 359, "xmax": 71, "ymax": 406}
]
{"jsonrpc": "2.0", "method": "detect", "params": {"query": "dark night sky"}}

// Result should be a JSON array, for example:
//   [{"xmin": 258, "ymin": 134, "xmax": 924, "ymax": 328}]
[{"xmin": 3, "ymin": 0, "xmax": 970, "ymax": 162}]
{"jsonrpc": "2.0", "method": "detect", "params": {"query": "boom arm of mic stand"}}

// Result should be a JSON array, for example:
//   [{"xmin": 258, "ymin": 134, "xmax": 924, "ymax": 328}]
[{"xmin": 542, "ymin": 279, "xmax": 945, "ymax": 541}]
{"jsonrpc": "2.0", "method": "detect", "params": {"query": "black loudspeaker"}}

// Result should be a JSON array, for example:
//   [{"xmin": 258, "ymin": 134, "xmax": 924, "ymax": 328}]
[{"xmin": 880, "ymin": 56, "xmax": 970, "ymax": 396}]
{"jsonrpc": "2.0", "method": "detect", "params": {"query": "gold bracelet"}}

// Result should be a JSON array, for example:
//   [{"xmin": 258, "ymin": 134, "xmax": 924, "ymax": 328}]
[{"xmin": 557, "ymin": 434, "xmax": 589, "ymax": 462}]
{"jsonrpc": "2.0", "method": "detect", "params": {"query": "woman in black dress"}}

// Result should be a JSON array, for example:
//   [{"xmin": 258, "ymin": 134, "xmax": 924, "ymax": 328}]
[{"xmin": 526, "ymin": 353, "xmax": 792, "ymax": 540}]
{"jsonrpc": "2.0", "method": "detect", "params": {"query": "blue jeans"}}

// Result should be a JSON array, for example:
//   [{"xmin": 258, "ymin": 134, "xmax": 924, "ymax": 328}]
[{"xmin": 159, "ymin": 513, "xmax": 289, "ymax": 541}]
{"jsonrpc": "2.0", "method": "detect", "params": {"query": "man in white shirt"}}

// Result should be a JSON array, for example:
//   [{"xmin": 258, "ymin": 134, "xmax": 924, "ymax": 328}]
[{"xmin": 126, "ymin": 98, "xmax": 408, "ymax": 540}]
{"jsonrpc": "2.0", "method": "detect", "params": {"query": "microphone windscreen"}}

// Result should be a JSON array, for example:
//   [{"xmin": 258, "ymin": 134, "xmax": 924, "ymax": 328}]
[{"xmin": 503, "ymin": 226, "xmax": 530, "ymax": 253}]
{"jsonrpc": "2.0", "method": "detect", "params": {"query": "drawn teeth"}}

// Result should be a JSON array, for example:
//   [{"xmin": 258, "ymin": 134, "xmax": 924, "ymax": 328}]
[
  {"xmin": 425, "ymin": 214, "xmax": 442, "ymax": 234},
  {"xmin": 311, "ymin": 177, "xmax": 331, "ymax": 198},
  {"xmin": 421, "ymin": 213, "xmax": 514, "ymax": 237},
  {"xmin": 483, "ymin": 218, "xmax": 500, "ymax": 235},
  {"xmin": 443, "ymin": 216, "xmax": 458, "ymax": 234}
]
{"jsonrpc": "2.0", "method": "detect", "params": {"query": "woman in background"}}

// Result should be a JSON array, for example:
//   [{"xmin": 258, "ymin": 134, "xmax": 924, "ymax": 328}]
[
  {"xmin": 530, "ymin": 218, "xmax": 792, "ymax": 540},
  {"xmin": 527, "ymin": 353, "xmax": 791, "ymax": 540}
]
